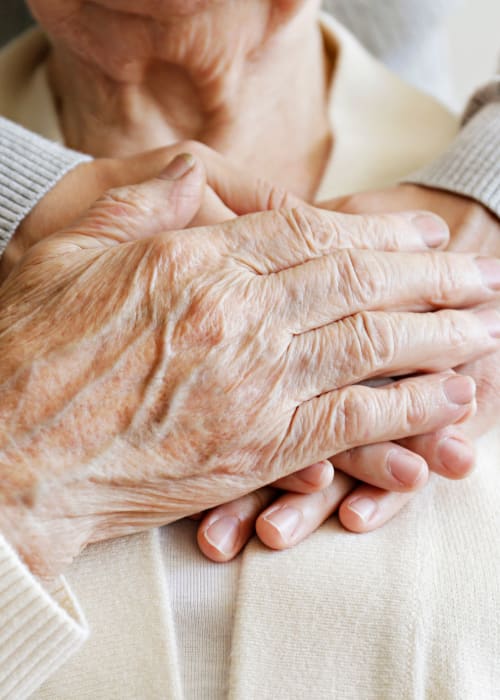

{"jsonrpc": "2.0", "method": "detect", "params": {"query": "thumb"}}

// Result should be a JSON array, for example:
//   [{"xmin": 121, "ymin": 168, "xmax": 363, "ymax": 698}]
[
  {"xmin": 207, "ymin": 158, "xmax": 304, "ymax": 215},
  {"xmin": 168, "ymin": 142, "xmax": 304, "ymax": 214},
  {"xmin": 51, "ymin": 153, "xmax": 206, "ymax": 251}
]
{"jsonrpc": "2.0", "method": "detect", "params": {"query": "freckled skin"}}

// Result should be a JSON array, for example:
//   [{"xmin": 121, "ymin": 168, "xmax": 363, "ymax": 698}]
[
  {"xmin": 0, "ymin": 221, "xmax": 288, "ymax": 573},
  {"xmin": 0, "ymin": 158, "xmax": 496, "ymax": 577}
]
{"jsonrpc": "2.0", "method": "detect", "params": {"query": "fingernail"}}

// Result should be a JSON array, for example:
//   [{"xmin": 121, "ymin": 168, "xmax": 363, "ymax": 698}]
[
  {"xmin": 437, "ymin": 437, "xmax": 475, "ymax": 477},
  {"xmin": 263, "ymin": 506, "xmax": 302, "ymax": 541},
  {"xmin": 474, "ymin": 308, "xmax": 500, "ymax": 338},
  {"xmin": 443, "ymin": 375, "xmax": 476, "ymax": 405},
  {"xmin": 298, "ymin": 461, "xmax": 334, "ymax": 487},
  {"xmin": 387, "ymin": 450, "xmax": 426, "ymax": 486},
  {"xmin": 160, "ymin": 153, "xmax": 196, "ymax": 180},
  {"xmin": 476, "ymin": 257, "xmax": 500, "ymax": 290},
  {"xmin": 411, "ymin": 213, "xmax": 449, "ymax": 248},
  {"xmin": 205, "ymin": 516, "xmax": 240, "ymax": 555},
  {"xmin": 346, "ymin": 497, "xmax": 377, "ymax": 523}
]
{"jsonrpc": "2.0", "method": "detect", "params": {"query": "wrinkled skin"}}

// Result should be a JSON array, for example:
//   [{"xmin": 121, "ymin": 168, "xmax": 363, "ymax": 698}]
[
  {"xmin": 1, "ymin": 154, "xmax": 499, "ymax": 579},
  {"xmin": 27, "ymin": 0, "xmax": 331, "ymax": 200},
  {"xmin": 329, "ymin": 184, "xmax": 500, "ymax": 441},
  {"xmin": 197, "ymin": 184, "xmax": 500, "ymax": 561}
]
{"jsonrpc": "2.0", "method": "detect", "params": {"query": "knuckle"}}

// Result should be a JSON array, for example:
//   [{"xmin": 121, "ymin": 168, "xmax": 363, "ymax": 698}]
[
  {"xmin": 426, "ymin": 251, "xmax": 460, "ymax": 305},
  {"xmin": 153, "ymin": 248, "xmax": 244, "ymax": 350},
  {"xmin": 283, "ymin": 207, "xmax": 316, "ymax": 256},
  {"xmin": 438, "ymin": 310, "xmax": 471, "ymax": 348},
  {"xmin": 345, "ymin": 312, "xmax": 397, "ymax": 373},
  {"xmin": 401, "ymin": 383, "xmax": 430, "ymax": 429},
  {"xmin": 281, "ymin": 206, "xmax": 341, "ymax": 254},
  {"xmin": 358, "ymin": 213, "xmax": 395, "ymax": 248},
  {"xmin": 336, "ymin": 249, "xmax": 383, "ymax": 307},
  {"xmin": 258, "ymin": 179, "xmax": 295, "ymax": 211},
  {"xmin": 151, "ymin": 230, "xmax": 193, "ymax": 268},
  {"xmin": 328, "ymin": 389, "xmax": 366, "ymax": 451},
  {"xmin": 148, "ymin": 231, "xmax": 200, "ymax": 295}
]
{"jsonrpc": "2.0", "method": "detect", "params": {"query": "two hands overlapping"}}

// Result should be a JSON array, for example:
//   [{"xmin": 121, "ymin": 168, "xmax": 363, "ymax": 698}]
[{"xmin": 1, "ymin": 142, "xmax": 499, "ymax": 576}]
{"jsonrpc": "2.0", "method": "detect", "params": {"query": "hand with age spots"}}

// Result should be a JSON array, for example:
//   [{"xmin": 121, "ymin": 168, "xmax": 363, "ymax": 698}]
[
  {"xmin": 1, "ymin": 147, "xmax": 499, "ymax": 576},
  {"xmin": 194, "ymin": 182, "xmax": 500, "ymax": 562}
]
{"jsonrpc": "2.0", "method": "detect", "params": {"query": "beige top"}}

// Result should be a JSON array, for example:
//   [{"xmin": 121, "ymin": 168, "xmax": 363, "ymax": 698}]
[{"xmin": 1, "ymin": 13, "xmax": 499, "ymax": 700}]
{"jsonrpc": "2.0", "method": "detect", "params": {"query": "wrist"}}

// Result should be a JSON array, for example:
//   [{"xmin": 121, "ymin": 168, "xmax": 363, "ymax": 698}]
[
  {"xmin": 0, "ymin": 489, "xmax": 90, "ymax": 579},
  {"xmin": 398, "ymin": 184, "xmax": 500, "ymax": 256},
  {"xmin": 0, "ymin": 160, "xmax": 104, "ymax": 282},
  {"xmin": 0, "ymin": 149, "xmax": 176, "ymax": 282}
]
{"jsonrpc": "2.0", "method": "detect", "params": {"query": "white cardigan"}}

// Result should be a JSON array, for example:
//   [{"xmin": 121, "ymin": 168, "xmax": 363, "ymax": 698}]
[{"xmin": 1, "ymin": 14, "xmax": 499, "ymax": 700}]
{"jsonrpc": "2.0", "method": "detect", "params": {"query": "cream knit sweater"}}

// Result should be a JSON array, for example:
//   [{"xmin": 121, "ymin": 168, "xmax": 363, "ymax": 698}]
[{"xmin": 0, "ymin": 10, "xmax": 499, "ymax": 700}]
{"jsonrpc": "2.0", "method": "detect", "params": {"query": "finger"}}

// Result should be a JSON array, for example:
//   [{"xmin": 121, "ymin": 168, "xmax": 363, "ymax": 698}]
[
  {"xmin": 188, "ymin": 512, "xmax": 205, "ymax": 521},
  {"xmin": 137, "ymin": 139, "xmax": 301, "ymax": 214},
  {"xmin": 274, "ymin": 249, "xmax": 500, "ymax": 333},
  {"xmin": 399, "ymin": 427, "xmax": 476, "ymax": 480},
  {"xmin": 454, "ymin": 344, "xmax": 500, "ymax": 439},
  {"xmin": 197, "ymin": 462, "xmax": 335, "ymax": 562},
  {"xmin": 197, "ymin": 488, "xmax": 276, "ymax": 562},
  {"xmin": 317, "ymin": 188, "xmax": 400, "ymax": 215},
  {"xmin": 330, "ymin": 442, "xmax": 428, "ymax": 491},
  {"xmin": 275, "ymin": 372, "xmax": 477, "ymax": 476},
  {"xmin": 189, "ymin": 185, "xmax": 236, "ymax": 227},
  {"xmin": 10, "ymin": 147, "xmax": 207, "ymax": 249},
  {"xmin": 255, "ymin": 472, "xmax": 355, "ymax": 550},
  {"xmin": 152, "ymin": 140, "xmax": 303, "ymax": 214},
  {"xmin": 338, "ymin": 485, "xmax": 415, "ymax": 533},
  {"xmin": 47, "ymin": 153, "xmax": 205, "ymax": 252},
  {"xmin": 287, "ymin": 309, "xmax": 500, "ymax": 400},
  {"xmin": 218, "ymin": 206, "xmax": 450, "ymax": 275},
  {"xmin": 318, "ymin": 186, "xmax": 440, "ymax": 219},
  {"xmin": 204, "ymin": 159, "xmax": 301, "ymax": 215},
  {"xmin": 271, "ymin": 460, "xmax": 334, "ymax": 494}
]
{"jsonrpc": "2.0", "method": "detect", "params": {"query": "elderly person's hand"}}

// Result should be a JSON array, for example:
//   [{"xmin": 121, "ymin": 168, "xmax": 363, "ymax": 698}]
[
  {"xmin": 0, "ymin": 145, "xmax": 232, "ymax": 282},
  {"xmin": 194, "ymin": 185, "xmax": 500, "ymax": 560},
  {"xmin": 325, "ymin": 185, "xmax": 500, "ymax": 528},
  {"xmin": 0, "ymin": 143, "xmax": 335, "ymax": 498},
  {"xmin": 327, "ymin": 184, "xmax": 500, "ymax": 436},
  {"xmin": 1, "ymin": 155, "xmax": 497, "ymax": 578}
]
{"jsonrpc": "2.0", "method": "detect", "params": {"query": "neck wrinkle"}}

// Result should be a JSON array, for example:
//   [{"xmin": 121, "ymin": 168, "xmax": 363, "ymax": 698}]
[{"xmin": 49, "ymin": 6, "xmax": 334, "ymax": 200}]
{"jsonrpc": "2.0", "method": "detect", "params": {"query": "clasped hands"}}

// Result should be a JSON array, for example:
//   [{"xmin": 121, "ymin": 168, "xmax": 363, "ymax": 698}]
[{"xmin": 0, "ymin": 144, "xmax": 499, "ymax": 577}]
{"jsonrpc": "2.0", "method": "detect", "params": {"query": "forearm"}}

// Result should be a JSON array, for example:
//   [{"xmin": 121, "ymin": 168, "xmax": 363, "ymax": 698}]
[
  {"xmin": 0, "ymin": 119, "xmax": 92, "ymax": 696},
  {"xmin": 408, "ymin": 67, "xmax": 500, "ymax": 219},
  {"xmin": 0, "ymin": 117, "xmax": 90, "ymax": 258}
]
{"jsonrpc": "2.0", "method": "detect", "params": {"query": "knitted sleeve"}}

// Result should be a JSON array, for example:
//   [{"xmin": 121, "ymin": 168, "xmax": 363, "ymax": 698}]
[
  {"xmin": 0, "ymin": 117, "xmax": 91, "ymax": 258},
  {"xmin": 407, "ymin": 66, "xmax": 500, "ymax": 218},
  {"xmin": 0, "ymin": 534, "xmax": 88, "ymax": 699}
]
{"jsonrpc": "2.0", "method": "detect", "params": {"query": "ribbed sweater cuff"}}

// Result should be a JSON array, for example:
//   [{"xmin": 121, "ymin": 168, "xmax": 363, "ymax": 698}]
[
  {"xmin": 407, "ymin": 102, "xmax": 500, "ymax": 219},
  {"xmin": 0, "ymin": 117, "xmax": 91, "ymax": 257},
  {"xmin": 0, "ymin": 534, "xmax": 88, "ymax": 699}
]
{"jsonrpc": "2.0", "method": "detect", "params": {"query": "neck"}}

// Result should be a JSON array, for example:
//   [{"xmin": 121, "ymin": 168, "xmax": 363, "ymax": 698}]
[{"xmin": 48, "ymin": 2, "xmax": 333, "ymax": 200}]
